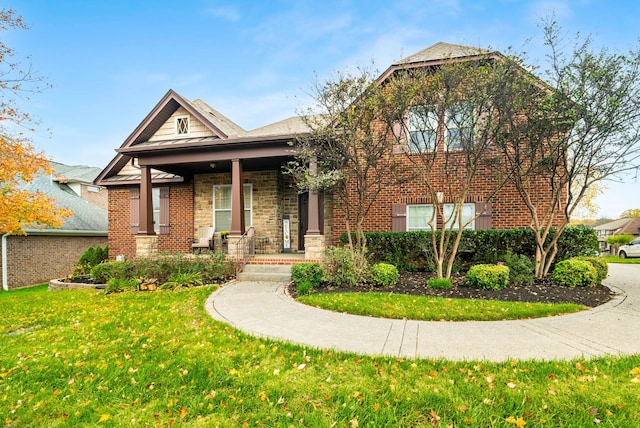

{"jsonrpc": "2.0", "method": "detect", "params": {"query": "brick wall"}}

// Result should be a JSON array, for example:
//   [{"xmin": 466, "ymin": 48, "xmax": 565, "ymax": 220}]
[
  {"xmin": 80, "ymin": 184, "xmax": 108, "ymax": 210},
  {"xmin": 107, "ymin": 183, "xmax": 193, "ymax": 260},
  {"xmin": 1, "ymin": 235, "xmax": 107, "ymax": 289},
  {"xmin": 330, "ymin": 151, "xmax": 562, "ymax": 244}
]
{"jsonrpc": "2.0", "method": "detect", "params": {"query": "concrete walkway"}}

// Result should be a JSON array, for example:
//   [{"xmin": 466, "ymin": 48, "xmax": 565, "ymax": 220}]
[{"xmin": 205, "ymin": 264, "xmax": 640, "ymax": 361}]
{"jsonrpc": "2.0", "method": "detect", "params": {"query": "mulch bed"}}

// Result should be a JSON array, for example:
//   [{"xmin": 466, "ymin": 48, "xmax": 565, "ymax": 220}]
[{"xmin": 301, "ymin": 272, "xmax": 616, "ymax": 308}]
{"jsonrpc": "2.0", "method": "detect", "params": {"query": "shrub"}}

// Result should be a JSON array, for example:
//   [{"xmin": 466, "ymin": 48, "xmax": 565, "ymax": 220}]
[
  {"xmin": 576, "ymin": 256, "xmax": 608, "ymax": 283},
  {"xmin": 552, "ymin": 259, "xmax": 598, "ymax": 287},
  {"xmin": 322, "ymin": 247, "xmax": 367, "ymax": 287},
  {"xmin": 292, "ymin": 262, "xmax": 323, "ymax": 295},
  {"xmin": 91, "ymin": 261, "xmax": 134, "ymax": 283},
  {"xmin": 105, "ymin": 278, "xmax": 138, "ymax": 294},
  {"xmin": 160, "ymin": 271, "xmax": 203, "ymax": 290},
  {"xmin": 427, "ymin": 277, "xmax": 452, "ymax": 290},
  {"xmin": 369, "ymin": 263, "xmax": 399, "ymax": 287},
  {"xmin": 465, "ymin": 264, "xmax": 510, "ymax": 290},
  {"xmin": 501, "ymin": 251, "xmax": 534, "ymax": 286},
  {"xmin": 133, "ymin": 253, "xmax": 233, "ymax": 284}
]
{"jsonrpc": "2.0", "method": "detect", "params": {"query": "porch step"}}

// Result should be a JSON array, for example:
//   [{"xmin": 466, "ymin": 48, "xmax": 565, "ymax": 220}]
[{"xmin": 237, "ymin": 264, "xmax": 292, "ymax": 282}]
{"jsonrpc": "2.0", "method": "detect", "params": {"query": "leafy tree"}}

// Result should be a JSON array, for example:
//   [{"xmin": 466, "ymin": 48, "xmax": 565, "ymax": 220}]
[
  {"xmin": 620, "ymin": 208, "xmax": 640, "ymax": 218},
  {"xmin": 496, "ymin": 20, "xmax": 640, "ymax": 277},
  {"xmin": 379, "ymin": 54, "xmax": 519, "ymax": 278},
  {"xmin": 286, "ymin": 68, "xmax": 405, "ymax": 269},
  {"xmin": 0, "ymin": 9, "xmax": 70, "ymax": 234},
  {"xmin": 606, "ymin": 233, "xmax": 634, "ymax": 256}
]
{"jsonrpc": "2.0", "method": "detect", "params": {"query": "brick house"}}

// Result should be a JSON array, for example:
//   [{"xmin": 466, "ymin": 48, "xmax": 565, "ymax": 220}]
[
  {"xmin": 1, "ymin": 162, "xmax": 108, "ymax": 290},
  {"xmin": 95, "ymin": 42, "xmax": 552, "ymax": 261}
]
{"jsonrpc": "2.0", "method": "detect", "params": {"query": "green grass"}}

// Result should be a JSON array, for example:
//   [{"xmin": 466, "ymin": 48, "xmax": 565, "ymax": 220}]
[
  {"xmin": 1, "ymin": 286, "xmax": 639, "ymax": 426},
  {"xmin": 602, "ymin": 255, "xmax": 640, "ymax": 264},
  {"xmin": 298, "ymin": 292, "xmax": 585, "ymax": 321}
]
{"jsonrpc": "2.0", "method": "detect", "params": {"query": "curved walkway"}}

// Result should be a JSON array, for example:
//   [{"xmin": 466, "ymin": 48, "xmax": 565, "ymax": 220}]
[{"xmin": 205, "ymin": 264, "xmax": 640, "ymax": 361}]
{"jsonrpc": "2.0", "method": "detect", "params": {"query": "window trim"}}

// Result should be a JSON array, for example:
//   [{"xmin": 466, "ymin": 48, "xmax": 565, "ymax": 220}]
[
  {"xmin": 212, "ymin": 184, "xmax": 252, "ymax": 232},
  {"xmin": 175, "ymin": 115, "xmax": 190, "ymax": 136},
  {"xmin": 444, "ymin": 102, "xmax": 474, "ymax": 151}
]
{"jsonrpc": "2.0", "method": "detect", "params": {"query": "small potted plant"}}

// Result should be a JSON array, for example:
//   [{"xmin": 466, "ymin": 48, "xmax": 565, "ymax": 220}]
[{"xmin": 220, "ymin": 230, "xmax": 229, "ymax": 242}]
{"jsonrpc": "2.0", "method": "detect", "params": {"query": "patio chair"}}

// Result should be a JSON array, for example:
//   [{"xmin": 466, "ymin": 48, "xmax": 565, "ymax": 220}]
[{"xmin": 190, "ymin": 227, "xmax": 214, "ymax": 253}]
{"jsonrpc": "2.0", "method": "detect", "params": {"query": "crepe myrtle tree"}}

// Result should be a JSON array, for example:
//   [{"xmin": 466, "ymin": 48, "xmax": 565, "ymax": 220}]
[
  {"xmin": 0, "ymin": 9, "xmax": 70, "ymax": 234},
  {"xmin": 379, "ymin": 56, "xmax": 518, "ymax": 279},
  {"xmin": 285, "ymin": 67, "xmax": 406, "ymax": 269},
  {"xmin": 495, "ymin": 20, "xmax": 640, "ymax": 277}
]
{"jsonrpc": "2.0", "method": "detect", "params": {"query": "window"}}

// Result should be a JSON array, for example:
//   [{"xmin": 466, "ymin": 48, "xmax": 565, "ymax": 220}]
[
  {"xmin": 407, "ymin": 103, "xmax": 475, "ymax": 152},
  {"xmin": 445, "ymin": 103, "xmax": 474, "ymax": 151},
  {"xmin": 443, "ymin": 203, "xmax": 476, "ymax": 230},
  {"xmin": 130, "ymin": 187, "xmax": 169, "ymax": 235},
  {"xmin": 175, "ymin": 116, "xmax": 190, "ymax": 135},
  {"xmin": 213, "ymin": 184, "xmax": 252, "ymax": 232},
  {"xmin": 407, "ymin": 205, "xmax": 436, "ymax": 231},
  {"xmin": 408, "ymin": 106, "xmax": 438, "ymax": 152},
  {"xmin": 152, "ymin": 188, "xmax": 160, "ymax": 233}
]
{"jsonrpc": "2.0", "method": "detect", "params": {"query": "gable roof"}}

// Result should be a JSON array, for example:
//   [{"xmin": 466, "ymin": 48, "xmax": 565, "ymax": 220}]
[
  {"xmin": 23, "ymin": 163, "xmax": 107, "ymax": 235},
  {"xmin": 594, "ymin": 217, "xmax": 640, "ymax": 236},
  {"xmin": 377, "ymin": 41, "xmax": 500, "ymax": 83}
]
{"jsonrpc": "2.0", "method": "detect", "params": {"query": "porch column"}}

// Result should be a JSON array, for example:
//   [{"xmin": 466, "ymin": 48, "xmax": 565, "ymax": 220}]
[
  {"xmin": 138, "ymin": 165, "xmax": 155, "ymax": 235},
  {"xmin": 135, "ymin": 164, "xmax": 158, "ymax": 257},
  {"xmin": 230, "ymin": 158, "xmax": 245, "ymax": 236},
  {"xmin": 304, "ymin": 156, "xmax": 324, "ymax": 260},
  {"xmin": 307, "ymin": 156, "xmax": 321, "ymax": 235}
]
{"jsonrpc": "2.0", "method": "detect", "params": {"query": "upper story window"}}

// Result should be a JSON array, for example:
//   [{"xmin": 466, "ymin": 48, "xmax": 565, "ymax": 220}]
[
  {"xmin": 407, "ymin": 102, "xmax": 475, "ymax": 152},
  {"xmin": 408, "ymin": 106, "xmax": 438, "ymax": 152},
  {"xmin": 175, "ymin": 116, "xmax": 190, "ymax": 135},
  {"xmin": 445, "ymin": 102, "xmax": 474, "ymax": 151}
]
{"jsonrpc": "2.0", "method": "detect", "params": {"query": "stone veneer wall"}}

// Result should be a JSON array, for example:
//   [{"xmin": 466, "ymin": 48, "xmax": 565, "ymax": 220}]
[
  {"xmin": 1, "ymin": 235, "xmax": 107, "ymax": 289},
  {"xmin": 194, "ymin": 170, "xmax": 317, "ymax": 254}
]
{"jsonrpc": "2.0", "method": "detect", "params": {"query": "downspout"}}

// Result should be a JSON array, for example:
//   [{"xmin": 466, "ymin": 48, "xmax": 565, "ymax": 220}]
[{"xmin": 2, "ymin": 234, "xmax": 8, "ymax": 291}]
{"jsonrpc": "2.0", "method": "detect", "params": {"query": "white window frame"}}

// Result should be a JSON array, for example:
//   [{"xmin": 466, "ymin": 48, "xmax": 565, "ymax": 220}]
[
  {"xmin": 443, "ymin": 203, "xmax": 475, "ymax": 230},
  {"xmin": 407, "ymin": 106, "xmax": 438, "ymax": 152},
  {"xmin": 406, "ymin": 204, "xmax": 436, "ymax": 231},
  {"xmin": 212, "ymin": 184, "xmax": 252, "ymax": 232},
  {"xmin": 175, "ymin": 115, "xmax": 190, "ymax": 136}
]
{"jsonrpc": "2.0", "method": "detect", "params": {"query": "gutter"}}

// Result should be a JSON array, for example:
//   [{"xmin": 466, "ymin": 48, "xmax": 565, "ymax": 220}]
[
  {"xmin": 2, "ymin": 234, "xmax": 8, "ymax": 291},
  {"xmin": 21, "ymin": 229, "xmax": 108, "ymax": 237}
]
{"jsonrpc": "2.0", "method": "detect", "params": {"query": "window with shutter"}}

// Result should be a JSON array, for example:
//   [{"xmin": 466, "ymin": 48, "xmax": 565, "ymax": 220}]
[{"xmin": 130, "ymin": 186, "xmax": 170, "ymax": 235}]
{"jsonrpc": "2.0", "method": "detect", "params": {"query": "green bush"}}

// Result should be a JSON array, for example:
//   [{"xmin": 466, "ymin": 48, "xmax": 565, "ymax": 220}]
[
  {"xmin": 105, "ymin": 278, "xmax": 138, "ymax": 294},
  {"xmin": 465, "ymin": 264, "xmax": 510, "ymax": 290},
  {"xmin": 576, "ymin": 256, "xmax": 608, "ymax": 283},
  {"xmin": 552, "ymin": 259, "xmax": 598, "ymax": 287},
  {"xmin": 91, "ymin": 261, "xmax": 134, "ymax": 283},
  {"xmin": 292, "ymin": 262, "xmax": 323, "ymax": 295},
  {"xmin": 133, "ymin": 253, "xmax": 233, "ymax": 284},
  {"xmin": 501, "ymin": 251, "xmax": 534, "ymax": 286},
  {"xmin": 341, "ymin": 226, "xmax": 598, "ymax": 272},
  {"xmin": 160, "ymin": 271, "xmax": 203, "ymax": 290},
  {"xmin": 369, "ymin": 263, "xmax": 399, "ymax": 287},
  {"xmin": 322, "ymin": 247, "xmax": 367, "ymax": 287},
  {"xmin": 427, "ymin": 277, "xmax": 452, "ymax": 290}
]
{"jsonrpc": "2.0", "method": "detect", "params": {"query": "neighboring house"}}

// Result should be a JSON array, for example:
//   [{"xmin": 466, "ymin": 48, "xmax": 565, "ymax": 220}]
[
  {"xmin": 594, "ymin": 218, "xmax": 640, "ymax": 254},
  {"xmin": 1, "ymin": 162, "xmax": 108, "ymax": 290},
  {"xmin": 95, "ymin": 42, "xmax": 556, "ymax": 261}
]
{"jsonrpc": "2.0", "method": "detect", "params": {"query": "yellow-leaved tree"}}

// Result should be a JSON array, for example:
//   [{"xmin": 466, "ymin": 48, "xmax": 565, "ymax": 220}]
[{"xmin": 0, "ymin": 8, "xmax": 70, "ymax": 234}]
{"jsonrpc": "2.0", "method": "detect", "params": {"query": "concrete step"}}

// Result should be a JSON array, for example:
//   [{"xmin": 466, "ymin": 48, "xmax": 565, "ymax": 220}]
[{"xmin": 237, "ymin": 264, "xmax": 292, "ymax": 282}]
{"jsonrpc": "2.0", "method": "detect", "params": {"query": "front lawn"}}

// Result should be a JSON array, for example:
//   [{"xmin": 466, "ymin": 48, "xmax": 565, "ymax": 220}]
[
  {"xmin": 1, "ymin": 286, "xmax": 639, "ymax": 426},
  {"xmin": 602, "ymin": 255, "xmax": 640, "ymax": 264},
  {"xmin": 297, "ymin": 292, "xmax": 586, "ymax": 321}
]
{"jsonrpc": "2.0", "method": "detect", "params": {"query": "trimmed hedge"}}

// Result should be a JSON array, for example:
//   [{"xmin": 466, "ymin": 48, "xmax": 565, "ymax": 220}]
[
  {"xmin": 292, "ymin": 262, "xmax": 324, "ymax": 295},
  {"xmin": 340, "ymin": 226, "xmax": 598, "ymax": 272}
]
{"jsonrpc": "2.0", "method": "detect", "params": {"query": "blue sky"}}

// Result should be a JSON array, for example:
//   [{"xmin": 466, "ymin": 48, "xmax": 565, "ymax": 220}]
[{"xmin": 5, "ymin": 0, "xmax": 640, "ymax": 218}]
